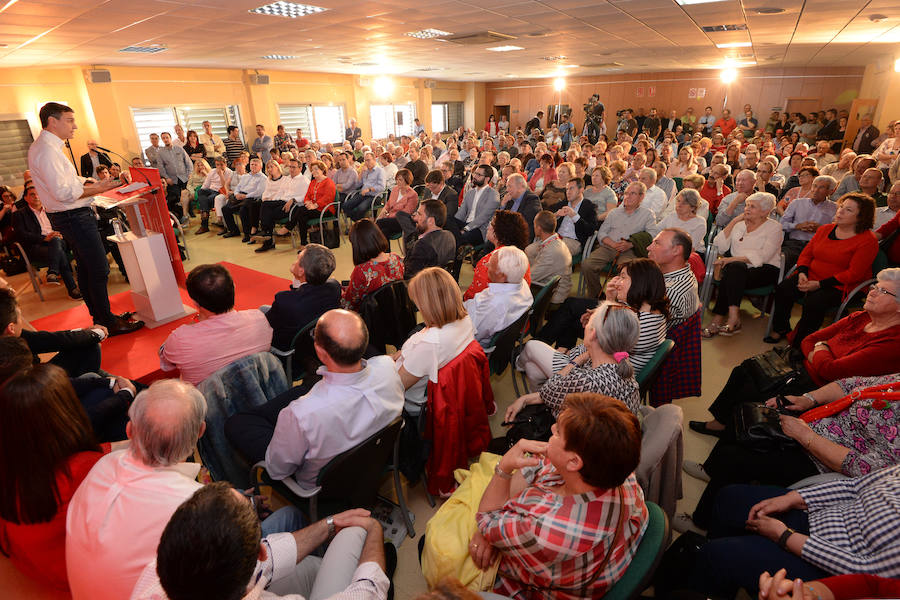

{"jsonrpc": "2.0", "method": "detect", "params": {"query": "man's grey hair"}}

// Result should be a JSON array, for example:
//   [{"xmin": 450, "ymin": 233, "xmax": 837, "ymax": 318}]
[
  {"xmin": 128, "ymin": 380, "xmax": 207, "ymax": 468},
  {"xmin": 814, "ymin": 175, "xmax": 837, "ymax": 192},
  {"xmin": 493, "ymin": 245, "xmax": 529, "ymax": 283},
  {"xmin": 299, "ymin": 243, "xmax": 336, "ymax": 285},
  {"xmin": 639, "ymin": 167, "xmax": 657, "ymax": 184},
  {"xmin": 678, "ymin": 188, "xmax": 701, "ymax": 210},
  {"xmin": 627, "ymin": 181, "xmax": 647, "ymax": 195},
  {"xmin": 507, "ymin": 173, "xmax": 527, "ymax": 190}
]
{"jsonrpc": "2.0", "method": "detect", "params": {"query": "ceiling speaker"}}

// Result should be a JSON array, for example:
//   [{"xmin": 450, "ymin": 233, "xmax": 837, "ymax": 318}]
[
  {"xmin": 89, "ymin": 69, "xmax": 111, "ymax": 83},
  {"xmin": 424, "ymin": 79, "xmax": 437, "ymax": 89},
  {"xmin": 249, "ymin": 74, "xmax": 270, "ymax": 85}
]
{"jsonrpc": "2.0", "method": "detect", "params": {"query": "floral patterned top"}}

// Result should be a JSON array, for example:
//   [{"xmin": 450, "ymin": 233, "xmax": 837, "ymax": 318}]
[
  {"xmin": 610, "ymin": 179, "xmax": 628, "ymax": 204},
  {"xmin": 341, "ymin": 253, "xmax": 405, "ymax": 312},
  {"xmin": 808, "ymin": 373, "xmax": 900, "ymax": 477}
]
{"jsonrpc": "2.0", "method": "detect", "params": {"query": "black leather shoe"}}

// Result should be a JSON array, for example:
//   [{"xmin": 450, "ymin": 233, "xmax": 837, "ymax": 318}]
[
  {"xmin": 254, "ymin": 239, "xmax": 275, "ymax": 253},
  {"xmin": 384, "ymin": 542, "xmax": 397, "ymax": 600},
  {"xmin": 241, "ymin": 236, "xmax": 251, "ymax": 243},
  {"xmin": 688, "ymin": 420, "xmax": 725, "ymax": 438},
  {"xmin": 107, "ymin": 317, "xmax": 145, "ymax": 337},
  {"xmin": 222, "ymin": 231, "xmax": 240, "ymax": 238},
  {"xmin": 68, "ymin": 287, "xmax": 82, "ymax": 300}
]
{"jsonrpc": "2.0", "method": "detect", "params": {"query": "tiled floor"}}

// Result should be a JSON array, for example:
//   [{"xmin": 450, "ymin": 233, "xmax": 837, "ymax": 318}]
[{"xmin": 2, "ymin": 220, "xmax": 781, "ymax": 599}]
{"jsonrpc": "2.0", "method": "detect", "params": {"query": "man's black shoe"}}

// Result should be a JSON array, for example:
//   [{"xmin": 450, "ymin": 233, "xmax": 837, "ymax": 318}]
[
  {"xmin": 108, "ymin": 317, "xmax": 145, "ymax": 336},
  {"xmin": 254, "ymin": 239, "xmax": 275, "ymax": 253},
  {"xmin": 384, "ymin": 542, "xmax": 397, "ymax": 600},
  {"xmin": 221, "ymin": 231, "xmax": 240, "ymax": 238}
]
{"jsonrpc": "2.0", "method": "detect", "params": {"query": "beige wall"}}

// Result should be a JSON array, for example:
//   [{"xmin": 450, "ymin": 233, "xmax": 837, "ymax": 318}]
[
  {"xmin": 485, "ymin": 67, "xmax": 865, "ymax": 134},
  {"xmin": 860, "ymin": 59, "xmax": 900, "ymax": 130}
]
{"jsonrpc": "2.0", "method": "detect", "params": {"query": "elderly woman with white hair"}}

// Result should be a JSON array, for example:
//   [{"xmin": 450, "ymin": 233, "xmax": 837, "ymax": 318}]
[
  {"xmin": 650, "ymin": 188, "xmax": 708, "ymax": 253},
  {"xmin": 703, "ymin": 191, "xmax": 783, "ymax": 337},
  {"xmin": 505, "ymin": 301, "xmax": 642, "ymax": 420}
]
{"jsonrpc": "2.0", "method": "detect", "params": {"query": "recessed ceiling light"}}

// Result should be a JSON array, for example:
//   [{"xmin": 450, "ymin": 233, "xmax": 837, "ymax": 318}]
[
  {"xmin": 405, "ymin": 28, "xmax": 452, "ymax": 39},
  {"xmin": 542, "ymin": 55, "xmax": 566, "ymax": 61},
  {"xmin": 870, "ymin": 14, "xmax": 889, "ymax": 22},
  {"xmin": 676, "ymin": 0, "xmax": 728, "ymax": 4},
  {"xmin": 562, "ymin": 64, "xmax": 580, "ymax": 68},
  {"xmin": 249, "ymin": 1, "xmax": 326, "ymax": 18},
  {"xmin": 262, "ymin": 54, "xmax": 295, "ymax": 59},
  {"xmin": 716, "ymin": 41, "xmax": 752, "ymax": 48},
  {"xmin": 119, "ymin": 44, "xmax": 167, "ymax": 53},
  {"xmin": 487, "ymin": 45, "xmax": 524, "ymax": 52},
  {"xmin": 754, "ymin": 7, "xmax": 785, "ymax": 14},
  {"xmin": 464, "ymin": 71, "xmax": 484, "ymax": 75}
]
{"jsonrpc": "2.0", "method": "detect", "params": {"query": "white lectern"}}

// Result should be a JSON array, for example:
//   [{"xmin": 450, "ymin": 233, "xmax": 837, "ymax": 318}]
[{"xmin": 95, "ymin": 191, "xmax": 194, "ymax": 328}]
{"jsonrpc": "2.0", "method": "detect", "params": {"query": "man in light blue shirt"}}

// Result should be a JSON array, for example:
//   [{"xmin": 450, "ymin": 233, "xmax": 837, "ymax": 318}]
[
  {"xmin": 344, "ymin": 152, "xmax": 385, "ymax": 221},
  {"xmin": 221, "ymin": 157, "xmax": 267, "ymax": 241},
  {"xmin": 157, "ymin": 132, "xmax": 193, "ymax": 218},
  {"xmin": 781, "ymin": 175, "xmax": 838, "ymax": 269}
]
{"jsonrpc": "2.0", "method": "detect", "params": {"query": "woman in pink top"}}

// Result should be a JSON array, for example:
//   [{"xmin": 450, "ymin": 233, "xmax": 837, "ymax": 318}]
[{"xmin": 375, "ymin": 168, "xmax": 418, "ymax": 241}]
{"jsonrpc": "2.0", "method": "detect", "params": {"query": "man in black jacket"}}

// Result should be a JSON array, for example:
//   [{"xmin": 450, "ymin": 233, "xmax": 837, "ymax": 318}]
[
  {"xmin": 499, "ymin": 173, "xmax": 541, "ymax": 240},
  {"xmin": 524, "ymin": 111, "xmax": 544, "ymax": 136},
  {"xmin": 852, "ymin": 114, "xmax": 880, "ymax": 155},
  {"xmin": 404, "ymin": 200, "xmax": 456, "ymax": 280},
  {"xmin": 12, "ymin": 185, "xmax": 80, "ymax": 298},
  {"xmin": 266, "ymin": 244, "xmax": 341, "ymax": 357},
  {"xmin": 424, "ymin": 169, "xmax": 459, "ymax": 217},
  {"xmin": 79, "ymin": 139, "xmax": 112, "ymax": 178},
  {"xmin": 550, "ymin": 177, "xmax": 598, "ymax": 256},
  {"xmin": 405, "ymin": 146, "xmax": 428, "ymax": 187},
  {"xmin": 816, "ymin": 108, "xmax": 841, "ymax": 142}
]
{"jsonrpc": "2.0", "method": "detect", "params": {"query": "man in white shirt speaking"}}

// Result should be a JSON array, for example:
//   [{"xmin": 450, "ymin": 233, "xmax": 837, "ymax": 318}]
[{"xmin": 28, "ymin": 102, "xmax": 143, "ymax": 335}]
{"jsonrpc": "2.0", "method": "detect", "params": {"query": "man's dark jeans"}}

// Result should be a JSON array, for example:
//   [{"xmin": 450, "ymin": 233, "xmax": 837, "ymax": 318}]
[{"xmin": 47, "ymin": 207, "xmax": 114, "ymax": 326}]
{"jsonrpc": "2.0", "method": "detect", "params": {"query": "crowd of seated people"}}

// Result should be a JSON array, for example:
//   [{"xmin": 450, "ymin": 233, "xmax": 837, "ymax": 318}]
[{"xmin": 5, "ymin": 102, "xmax": 900, "ymax": 600}]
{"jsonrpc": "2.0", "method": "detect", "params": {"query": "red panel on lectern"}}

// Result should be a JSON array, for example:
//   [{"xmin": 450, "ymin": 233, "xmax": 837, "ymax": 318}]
[{"xmin": 129, "ymin": 166, "xmax": 186, "ymax": 287}]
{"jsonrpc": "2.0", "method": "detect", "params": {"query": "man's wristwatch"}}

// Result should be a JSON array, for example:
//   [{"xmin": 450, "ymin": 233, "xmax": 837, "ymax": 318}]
[
  {"xmin": 326, "ymin": 515, "xmax": 335, "ymax": 538},
  {"xmin": 777, "ymin": 527, "xmax": 795, "ymax": 549}
]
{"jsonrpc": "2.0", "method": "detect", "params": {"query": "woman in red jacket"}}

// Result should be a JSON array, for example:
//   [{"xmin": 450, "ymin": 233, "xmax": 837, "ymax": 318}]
[
  {"xmin": 0, "ymin": 363, "xmax": 115, "ymax": 590},
  {"xmin": 767, "ymin": 192, "xmax": 878, "ymax": 347},
  {"xmin": 291, "ymin": 160, "xmax": 336, "ymax": 245}
]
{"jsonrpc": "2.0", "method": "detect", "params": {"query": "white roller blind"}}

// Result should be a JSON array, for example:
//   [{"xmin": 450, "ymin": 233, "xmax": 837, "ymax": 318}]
[
  {"xmin": 313, "ymin": 106, "xmax": 345, "ymax": 144},
  {"xmin": 277, "ymin": 104, "xmax": 314, "ymax": 140},
  {"xmin": 277, "ymin": 104, "xmax": 344, "ymax": 144},
  {"xmin": 431, "ymin": 104, "xmax": 448, "ymax": 133},
  {"xmin": 0, "ymin": 119, "xmax": 34, "ymax": 188},
  {"xmin": 176, "ymin": 106, "xmax": 229, "ymax": 138}
]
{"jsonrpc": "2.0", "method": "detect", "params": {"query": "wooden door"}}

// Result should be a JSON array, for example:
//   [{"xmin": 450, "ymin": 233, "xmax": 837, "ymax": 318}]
[{"xmin": 843, "ymin": 98, "xmax": 879, "ymax": 151}]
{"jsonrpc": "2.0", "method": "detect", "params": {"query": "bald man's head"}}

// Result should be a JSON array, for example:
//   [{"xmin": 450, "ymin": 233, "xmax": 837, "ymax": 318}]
[{"xmin": 313, "ymin": 309, "xmax": 369, "ymax": 367}]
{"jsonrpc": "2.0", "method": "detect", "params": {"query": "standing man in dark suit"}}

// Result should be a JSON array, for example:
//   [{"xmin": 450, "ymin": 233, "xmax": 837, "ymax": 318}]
[
  {"xmin": 817, "ymin": 108, "xmax": 841, "ymax": 142},
  {"xmin": 500, "ymin": 173, "xmax": 541, "ymax": 240},
  {"xmin": 345, "ymin": 118, "xmax": 362, "ymax": 144},
  {"xmin": 661, "ymin": 110, "xmax": 682, "ymax": 135},
  {"xmin": 265, "ymin": 244, "xmax": 341, "ymax": 353},
  {"xmin": 852, "ymin": 114, "xmax": 880, "ymax": 155},
  {"xmin": 549, "ymin": 177, "xmax": 598, "ymax": 257},
  {"xmin": 404, "ymin": 200, "xmax": 456, "ymax": 279},
  {"xmin": 424, "ymin": 169, "xmax": 459, "ymax": 217},
  {"xmin": 446, "ymin": 164, "xmax": 500, "ymax": 247},
  {"xmin": 524, "ymin": 111, "xmax": 544, "ymax": 136},
  {"xmin": 79, "ymin": 140, "xmax": 112, "ymax": 178},
  {"xmin": 12, "ymin": 185, "xmax": 80, "ymax": 299}
]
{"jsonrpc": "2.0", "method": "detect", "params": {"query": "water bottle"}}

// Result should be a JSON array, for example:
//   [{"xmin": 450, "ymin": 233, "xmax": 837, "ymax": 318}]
[{"xmin": 112, "ymin": 218, "xmax": 124, "ymax": 239}]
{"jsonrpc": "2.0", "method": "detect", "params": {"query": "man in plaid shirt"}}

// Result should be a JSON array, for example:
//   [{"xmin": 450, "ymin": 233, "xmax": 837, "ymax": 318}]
[
  {"xmin": 685, "ymin": 463, "xmax": 900, "ymax": 597},
  {"xmin": 473, "ymin": 394, "xmax": 648, "ymax": 599}
]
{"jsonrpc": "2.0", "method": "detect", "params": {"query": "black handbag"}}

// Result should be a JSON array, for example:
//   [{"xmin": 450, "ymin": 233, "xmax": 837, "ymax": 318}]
[
  {"xmin": 734, "ymin": 403, "xmax": 799, "ymax": 451},
  {"xmin": 502, "ymin": 403, "xmax": 555, "ymax": 449},
  {"xmin": 0, "ymin": 252, "xmax": 25, "ymax": 276},
  {"xmin": 310, "ymin": 221, "xmax": 340, "ymax": 249},
  {"xmin": 745, "ymin": 345, "xmax": 803, "ymax": 395}
]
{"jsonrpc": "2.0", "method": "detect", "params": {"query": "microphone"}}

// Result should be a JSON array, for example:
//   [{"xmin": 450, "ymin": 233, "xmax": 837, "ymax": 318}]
[{"xmin": 95, "ymin": 145, "xmax": 156, "ymax": 191}]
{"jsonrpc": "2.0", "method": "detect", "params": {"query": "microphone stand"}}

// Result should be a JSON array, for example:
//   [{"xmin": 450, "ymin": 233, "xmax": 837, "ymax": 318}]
[
  {"xmin": 64, "ymin": 139, "xmax": 77, "ymax": 168},
  {"xmin": 95, "ymin": 145, "xmax": 158, "ymax": 193}
]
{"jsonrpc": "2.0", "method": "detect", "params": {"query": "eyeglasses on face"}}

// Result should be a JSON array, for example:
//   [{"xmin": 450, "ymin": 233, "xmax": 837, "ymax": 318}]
[{"xmin": 870, "ymin": 284, "xmax": 898, "ymax": 298}]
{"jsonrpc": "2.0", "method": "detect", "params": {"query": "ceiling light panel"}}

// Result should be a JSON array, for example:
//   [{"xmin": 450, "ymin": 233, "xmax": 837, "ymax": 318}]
[
  {"xmin": 716, "ymin": 41, "xmax": 752, "ymax": 48},
  {"xmin": 487, "ymin": 45, "xmax": 524, "ymax": 52},
  {"xmin": 249, "ymin": 2, "xmax": 326, "ymax": 19},
  {"xmin": 676, "ymin": 0, "xmax": 729, "ymax": 4},
  {"xmin": 262, "ymin": 54, "xmax": 295, "ymax": 59},
  {"xmin": 405, "ymin": 28, "xmax": 452, "ymax": 39},
  {"xmin": 119, "ymin": 45, "xmax": 167, "ymax": 53}
]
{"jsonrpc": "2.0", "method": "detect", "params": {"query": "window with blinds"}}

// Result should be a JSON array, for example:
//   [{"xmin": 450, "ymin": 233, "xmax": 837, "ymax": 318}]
[
  {"xmin": 370, "ymin": 104, "xmax": 419, "ymax": 139},
  {"xmin": 446, "ymin": 102, "xmax": 464, "ymax": 132},
  {"xmin": 130, "ymin": 107, "xmax": 178, "ymax": 160},
  {"xmin": 0, "ymin": 119, "xmax": 34, "ymax": 188},
  {"xmin": 277, "ymin": 104, "xmax": 345, "ymax": 144}
]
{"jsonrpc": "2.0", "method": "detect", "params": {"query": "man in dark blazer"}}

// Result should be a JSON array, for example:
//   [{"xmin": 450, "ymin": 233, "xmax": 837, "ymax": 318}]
[
  {"xmin": 266, "ymin": 244, "xmax": 341, "ymax": 352},
  {"xmin": 499, "ymin": 172, "xmax": 541, "ymax": 239},
  {"xmin": 852, "ymin": 114, "xmax": 880, "ymax": 155},
  {"xmin": 549, "ymin": 177, "xmax": 598, "ymax": 256},
  {"xmin": 405, "ymin": 200, "xmax": 456, "ymax": 279},
  {"xmin": 12, "ymin": 185, "xmax": 80, "ymax": 298},
  {"xmin": 817, "ymin": 108, "xmax": 841, "ymax": 141},
  {"xmin": 79, "ymin": 139, "xmax": 112, "ymax": 178},
  {"xmin": 424, "ymin": 169, "xmax": 459, "ymax": 217},
  {"xmin": 661, "ymin": 110, "xmax": 681, "ymax": 134},
  {"xmin": 446, "ymin": 164, "xmax": 500, "ymax": 247}
]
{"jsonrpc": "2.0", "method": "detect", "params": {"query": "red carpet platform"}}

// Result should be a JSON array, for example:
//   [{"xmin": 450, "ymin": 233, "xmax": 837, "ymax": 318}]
[{"xmin": 30, "ymin": 262, "xmax": 290, "ymax": 383}]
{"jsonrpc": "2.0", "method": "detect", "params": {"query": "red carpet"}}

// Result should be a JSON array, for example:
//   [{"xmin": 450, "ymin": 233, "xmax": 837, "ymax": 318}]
[{"xmin": 30, "ymin": 262, "xmax": 290, "ymax": 383}]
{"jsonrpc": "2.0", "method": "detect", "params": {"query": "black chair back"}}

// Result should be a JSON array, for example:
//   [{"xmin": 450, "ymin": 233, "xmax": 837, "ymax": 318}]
[
  {"xmin": 488, "ymin": 309, "xmax": 531, "ymax": 376},
  {"xmin": 316, "ymin": 417, "xmax": 403, "ymax": 509},
  {"xmin": 360, "ymin": 280, "xmax": 417, "ymax": 353},
  {"xmin": 528, "ymin": 276, "xmax": 560, "ymax": 335}
]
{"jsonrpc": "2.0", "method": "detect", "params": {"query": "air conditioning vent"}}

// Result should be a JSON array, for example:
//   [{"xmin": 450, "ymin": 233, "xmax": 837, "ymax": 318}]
[
  {"xmin": 580, "ymin": 62, "xmax": 623, "ymax": 69},
  {"xmin": 249, "ymin": 74, "xmax": 270, "ymax": 85},
  {"xmin": 88, "ymin": 69, "xmax": 112, "ymax": 83},
  {"xmin": 702, "ymin": 24, "xmax": 748, "ymax": 32},
  {"xmin": 441, "ymin": 31, "xmax": 516, "ymax": 45}
]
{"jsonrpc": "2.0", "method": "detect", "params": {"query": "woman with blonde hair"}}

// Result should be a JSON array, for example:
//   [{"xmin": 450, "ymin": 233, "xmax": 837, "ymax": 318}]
[
  {"xmin": 395, "ymin": 267, "xmax": 476, "ymax": 413},
  {"xmin": 180, "ymin": 158, "xmax": 210, "ymax": 223},
  {"xmin": 668, "ymin": 145, "xmax": 699, "ymax": 179}
]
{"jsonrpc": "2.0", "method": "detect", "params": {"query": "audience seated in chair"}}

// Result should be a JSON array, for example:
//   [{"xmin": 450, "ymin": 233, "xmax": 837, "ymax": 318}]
[
  {"xmin": 780, "ymin": 175, "xmax": 838, "ymax": 269},
  {"xmin": 548, "ymin": 175, "xmax": 599, "ymax": 259},
  {"xmin": 464, "ymin": 246, "xmax": 532, "ymax": 348},
  {"xmin": 195, "ymin": 156, "xmax": 232, "ymax": 233},
  {"xmin": 464, "ymin": 210, "xmax": 531, "ymax": 300},
  {"xmin": 226, "ymin": 309, "xmax": 403, "ymax": 488},
  {"xmin": 524, "ymin": 209, "xmax": 573, "ymax": 304},
  {"xmin": 12, "ymin": 184, "xmax": 80, "ymax": 298},
  {"xmin": 132, "ymin": 482, "xmax": 391, "ymax": 600},
  {"xmin": 446, "ymin": 164, "xmax": 501, "ymax": 248},
  {"xmin": 512, "ymin": 301, "xmax": 642, "ymax": 418},
  {"xmin": 469, "ymin": 393, "xmax": 648, "ymax": 599},
  {"xmin": 404, "ymin": 200, "xmax": 457, "ymax": 280},
  {"xmin": 375, "ymin": 167, "xmax": 419, "ymax": 247},
  {"xmin": 342, "ymin": 219, "xmax": 404, "ymax": 312},
  {"xmin": 66, "ymin": 379, "xmax": 304, "ymax": 600},
  {"xmin": 159, "ymin": 264, "xmax": 273, "ymax": 385},
  {"xmin": 221, "ymin": 157, "xmax": 268, "ymax": 242},
  {"xmin": 344, "ymin": 152, "xmax": 385, "ymax": 221},
  {"xmin": 424, "ymin": 167, "xmax": 460, "ymax": 221},
  {"xmin": 0, "ymin": 362, "xmax": 127, "ymax": 592}
]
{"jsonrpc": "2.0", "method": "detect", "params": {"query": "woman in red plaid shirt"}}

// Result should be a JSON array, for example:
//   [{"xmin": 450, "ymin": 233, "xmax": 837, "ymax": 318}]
[{"xmin": 472, "ymin": 393, "xmax": 648, "ymax": 599}]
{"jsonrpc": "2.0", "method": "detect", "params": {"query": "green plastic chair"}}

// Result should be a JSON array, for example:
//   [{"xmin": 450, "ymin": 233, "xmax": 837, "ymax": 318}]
[
  {"xmin": 269, "ymin": 316, "xmax": 319, "ymax": 383},
  {"xmin": 673, "ymin": 177, "xmax": 683, "ymax": 192},
  {"xmin": 635, "ymin": 339, "xmax": 675, "ymax": 403},
  {"xmin": 603, "ymin": 501, "xmax": 670, "ymax": 600}
]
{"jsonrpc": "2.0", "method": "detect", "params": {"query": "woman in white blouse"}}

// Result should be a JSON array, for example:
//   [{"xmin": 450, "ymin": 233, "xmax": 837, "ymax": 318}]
[
  {"xmin": 650, "ymin": 189, "xmax": 708, "ymax": 253},
  {"xmin": 703, "ymin": 192, "xmax": 784, "ymax": 337},
  {"xmin": 667, "ymin": 146, "xmax": 699, "ymax": 179},
  {"xmin": 394, "ymin": 267, "xmax": 476, "ymax": 414}
]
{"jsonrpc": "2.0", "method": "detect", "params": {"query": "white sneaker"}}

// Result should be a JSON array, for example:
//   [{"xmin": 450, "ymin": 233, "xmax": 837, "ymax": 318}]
[
  {"xmin": 683, "ymin": 460, "xmax": 711, "ymax": 483},
  {"xmin": 672, "ymin": 512, "xmax": 707, "ymax": 535}
]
